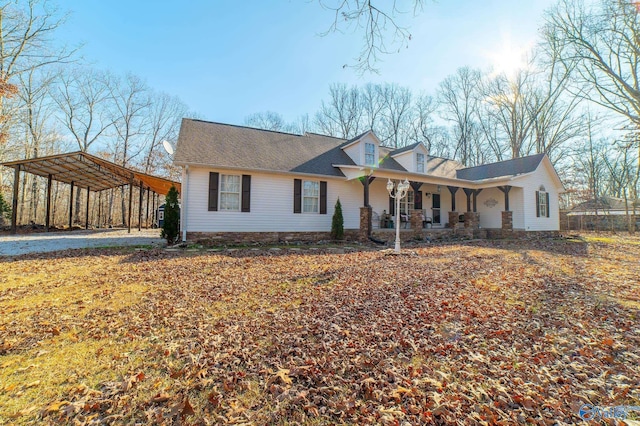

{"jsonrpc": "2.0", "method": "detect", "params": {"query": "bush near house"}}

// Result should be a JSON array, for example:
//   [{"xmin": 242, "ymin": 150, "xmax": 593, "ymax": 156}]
[
  {"xmin": 161, "ymin": 185, "xmax": 180, "ymax": 244},
  {"xmin": 331, "ymin": 198, "xmax": 344, "ymax": 240}
]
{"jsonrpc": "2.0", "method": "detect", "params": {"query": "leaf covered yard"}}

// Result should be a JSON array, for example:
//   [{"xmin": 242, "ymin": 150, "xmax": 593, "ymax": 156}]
[{"xmin": 1, "ymin": 235, "xmax": 639, "ymax": 425}]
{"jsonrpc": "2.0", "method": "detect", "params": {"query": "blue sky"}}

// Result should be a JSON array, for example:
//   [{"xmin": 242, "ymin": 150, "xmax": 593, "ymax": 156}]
[{"xmin": 58, "ymin": 0, "xmax": 555, "ymax": 126}]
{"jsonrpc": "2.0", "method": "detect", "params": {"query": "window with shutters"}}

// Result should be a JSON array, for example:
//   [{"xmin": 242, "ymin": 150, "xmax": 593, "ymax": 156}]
[
  {"xmin": 537, "ymin": 187, "xmax": 548, "ymax": 218},
  {"xmin": 303, "ymin": 180, "xmax": 319, "ymax": 213},
  {"xmin": 220, "ymin": 174, "xmax": 241, "ymax": 211}
]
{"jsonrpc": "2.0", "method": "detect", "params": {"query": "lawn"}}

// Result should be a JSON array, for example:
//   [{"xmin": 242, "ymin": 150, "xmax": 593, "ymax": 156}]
[{"xmin": 1, "ymin": 234, "xmax": 639, "ymax": 425}]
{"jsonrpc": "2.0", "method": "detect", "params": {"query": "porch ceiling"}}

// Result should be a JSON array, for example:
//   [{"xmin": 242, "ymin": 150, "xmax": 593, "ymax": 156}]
[{"xmin": 334, "ymin": 164, "xmax": 521, "ymax": 189}]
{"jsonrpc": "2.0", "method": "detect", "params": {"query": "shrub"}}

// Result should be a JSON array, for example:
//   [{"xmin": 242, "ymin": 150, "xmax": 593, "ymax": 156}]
[
  {"xmin": 331, "ymin": 198, "xmax": 344, "ymax": 240},
  {"xmin": 161, "ymin": 186, "xmax": 180, "ymax": 245},
  {"xmin": 0, "ymin": 193, "xmax": 10, "ymax": 226}
]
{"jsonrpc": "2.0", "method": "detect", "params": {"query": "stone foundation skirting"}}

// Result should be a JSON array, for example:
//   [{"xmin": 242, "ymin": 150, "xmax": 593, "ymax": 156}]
[
  {"xmin": 187, "ymin": 230, "xmax": 360, "ymax": 245},
  {"xmin": 484, "ymin": 229, "xmax": 560, "ymax": 239}
]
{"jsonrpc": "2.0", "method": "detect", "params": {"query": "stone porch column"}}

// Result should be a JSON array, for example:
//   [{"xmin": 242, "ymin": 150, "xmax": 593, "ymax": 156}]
[
  {"xmin": 502, "ymin": 211, "xmax": 513, "ymax": 230},
  {"xmin": 448, "ymin": 211, "xmax": 460, "ymax": 229},
  {"xmin": 359, "ymin": 206, "xmax": 372, "ymax": 241},
  {"xmin": 464, "ymin": 212, "xmax": 480, "ymax": 229},
  {"xmin": 411, "ymin": 210, "xmax": 423, "ymax": 231}
]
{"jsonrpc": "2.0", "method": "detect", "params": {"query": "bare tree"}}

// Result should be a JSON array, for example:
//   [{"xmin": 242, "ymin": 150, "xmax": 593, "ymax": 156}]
[
  {"xmin": 319, "ymin": 0, "xmax": 426, "ymax": 73},
  {"xmin": 142, "ymin": 92, "xmax": 188, "ymax": 177},
  {"xmin": 379, "ymin": 83, "xmax": 412, "ymax": 148},
  {"xmin": 108, "ymin": 73, "xmax": 151, "ymax": 225},
  {"xmin": 437, "ymin": 67, "xmax": 483, "ymax": 165},
  {"xmin": 315, "ymin": 83, "xmax": 363, "ymax": 138},
  {"xmin": 0, "ymin": 0, "xmax": 75, "ymax": 161},
  {"xmin": 245, "ymin": 111, "xmax": 287, "ymax": 132}
]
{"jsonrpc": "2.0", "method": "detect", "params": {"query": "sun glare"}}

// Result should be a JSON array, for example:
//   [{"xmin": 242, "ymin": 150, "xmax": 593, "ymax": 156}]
[{"xmin": 485, "ymin": 37, "xmax": 532, "ymax": 78}]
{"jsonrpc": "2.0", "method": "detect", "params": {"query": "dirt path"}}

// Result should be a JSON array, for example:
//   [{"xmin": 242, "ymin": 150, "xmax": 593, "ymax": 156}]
[{"xmin": 0, "ymin": 228, "xmax": 166, "ymax": 256}]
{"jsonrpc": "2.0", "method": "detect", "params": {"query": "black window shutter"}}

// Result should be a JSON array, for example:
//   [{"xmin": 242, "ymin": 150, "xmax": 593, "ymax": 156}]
[
  {"xmin": 545, "ymin": 192, "xmax": 550, "ymax": 217},
  {"xmin": 414, "ymin": 191, "xmax": 422, "ymax": 210},
  {"xmin": 319, "ymin": 181, "xmax": 327, "ymax": 214},
  {"xmin": 293, "ymin": 179, "xmax": 302, "ymax": 213},
  {"xmin": 208, "ymin": 172, "xmax": 219, "ymax": 211},
  {"xmin": 535, "ymin": 191, "xmax": 540, "ymax": 217},
  {"xmin": 241, "ymin": 175, "xmax": 251, "ymax": 212}
]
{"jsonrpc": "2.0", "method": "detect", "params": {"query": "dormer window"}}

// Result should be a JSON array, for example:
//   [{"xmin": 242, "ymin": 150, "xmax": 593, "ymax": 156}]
[
  {"xmin": 364, "ymin": 142, "xmax": 376, "ymax": 166},
  {"xmin": 417, "ymin": 153, "xmax": 425, "ymax": 173}
]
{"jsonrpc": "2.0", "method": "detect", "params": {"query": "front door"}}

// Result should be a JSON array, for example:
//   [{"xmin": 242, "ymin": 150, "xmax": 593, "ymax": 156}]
[{"xmin": 432, "ymin": 194, "xmax": 441, "ymax": 224}]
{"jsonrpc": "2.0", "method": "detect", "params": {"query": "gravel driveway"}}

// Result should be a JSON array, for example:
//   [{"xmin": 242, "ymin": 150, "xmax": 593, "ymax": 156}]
[{"xmin": 0, "ymin": 229, "xmax": 167, "ymax": 256}]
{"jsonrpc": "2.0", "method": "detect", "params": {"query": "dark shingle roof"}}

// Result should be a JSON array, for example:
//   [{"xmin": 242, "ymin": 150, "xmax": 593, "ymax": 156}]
[
  {"xmin": 390, "ymin": 142, "xmax": 421, "ymax": 155},
  {"xmin": 175, "ymin": 119, "xmax": 407, "ymax": 176},
  {"xmin": 174, "ymin": 119, "xmax": 354, "ymax": 177},
  {"xmin": 456, "ymin": 153, "xmax": 545, "ymax": 181}
]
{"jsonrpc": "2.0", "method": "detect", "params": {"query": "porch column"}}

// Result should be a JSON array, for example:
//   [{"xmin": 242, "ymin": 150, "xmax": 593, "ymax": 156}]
[
  {"xmin": 68, "ymin": 181, "xmax": 74, "ymax": 229},
  {"xmin": 498, "ymin": 186, "xmax": 513, "ymax": 231},
  {"xmin": 473, "ymin": 189, "xmax": 482, "ymax": 212},
  {"xmin": 502, "ymin": 211, "xmax": 513, "ymax": 230},
  {"xmin": 447, "ymin": 186, "xmax": 459, "ymax": 211},
  {"xmin": 463, "ymin": 188, "xmax": 473, "ymax": 212},
  {"xmin": 45, "ymin": 174, "xmax": 52, "ymax": 232},
  {"xmin": 447, "ymin": 186, "xmax": 459, "ymax": 229},
  {"xmin": 10, "ymin": 166, "xmax": 20, "ymax": 234},
  {"xmin": 359, "ymin": 206, "xmax": 372, "ymax": 240},
  {"xmin": 360, "ymin": 176, "xmax": 375, "ymax": 207},
  {"xmin": 498, "ymin": 185, "xmax": 512, "ymax": 211}
]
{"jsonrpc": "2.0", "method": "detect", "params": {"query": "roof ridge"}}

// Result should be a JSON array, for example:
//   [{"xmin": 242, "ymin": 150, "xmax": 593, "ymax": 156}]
[
  {"xmin": 459, "ymin": 153, "xmax": 545, "ymax": 171},
  {"xmin": 187, "ymin": 118, "xmax": 304, "ymax": 138}
]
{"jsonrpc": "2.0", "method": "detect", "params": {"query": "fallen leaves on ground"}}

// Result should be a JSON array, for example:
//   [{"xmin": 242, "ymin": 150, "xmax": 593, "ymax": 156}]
[{"xmin": 0, "ymin": 234, "xmax": 639, "ymax": 424}]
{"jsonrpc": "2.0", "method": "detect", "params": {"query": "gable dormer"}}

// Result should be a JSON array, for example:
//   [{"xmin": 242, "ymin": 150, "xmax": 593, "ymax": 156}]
[
  {"xmin": 390, "ymin": 142, "xmax": 429, "ymax": 173},
  {"xmin": 341, "ymin": 131, "xmax": 382, "ymax": 167}
]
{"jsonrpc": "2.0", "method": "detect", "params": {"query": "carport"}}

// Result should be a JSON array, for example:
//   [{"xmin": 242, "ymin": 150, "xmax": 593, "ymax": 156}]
[{"xmin": 1, "ymin": 151, "xmax": 181, "ymax": 234}]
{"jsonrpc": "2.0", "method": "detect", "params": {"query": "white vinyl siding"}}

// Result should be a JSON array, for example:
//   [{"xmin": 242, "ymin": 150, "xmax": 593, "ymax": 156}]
[
  {"xmin": 303, "ymin": 181, "xmax": 319, "ymax": 213},
  {"xmin": 220, "ymin": 174, "xmax": 241, "ymax": 211},
  {"xmin": 183, "ymin": 167, "xmax": 362, "ymax": 232}
]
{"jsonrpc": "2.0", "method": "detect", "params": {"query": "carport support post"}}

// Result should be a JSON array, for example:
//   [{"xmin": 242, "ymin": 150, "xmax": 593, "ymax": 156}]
[
  {"xmin": 68, "ymin": 181, "xmax": 74, "ymax": 230},
  {"xmin": 97, "ymin": 190, "xmax": 102, "ymax": 228},
  {"xmin": 85, "ymin": 187, "xmax": 91, "ymax": 230},
  {"xmin": 45, "ymin": 174, "xmax": 52, "ymax": 232},
  {"xmin": 145, "ymin": 187, "xmax": 150, "ymax": 228},
  {"xmin": 128, "ymin": 180, "xmax": 133, "ymax": 234},
  {"xmin": 10, "ymin": 166, "xmax": 20, "ymax": 234},
  {"xmin": 152, "ymin": 192, "xmax": 157, "ymax": 228},
  {"xmin": 138, "ymin": 183, "xmax": 144, "ymax": 231}
]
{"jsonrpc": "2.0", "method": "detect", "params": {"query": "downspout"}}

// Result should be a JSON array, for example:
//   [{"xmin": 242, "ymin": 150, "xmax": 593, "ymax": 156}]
[{"xmin": 181, "ymin": 165, "xmax": 189, "ymax": 242}]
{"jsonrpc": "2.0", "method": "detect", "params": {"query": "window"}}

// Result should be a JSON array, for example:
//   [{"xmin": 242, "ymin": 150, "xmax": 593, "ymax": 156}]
[
  {"xmin": 417, "ymin": 153, "xmax": 425, "ymax": 173},
  {"xmin": 364, "ymin": 142, "xmax": 376, "ymax": 166},
  {"xmin": 536, "ymin": 186, "xmax": 549, "ymax": 218},
  {"xmin": 400, "ymin": 190, "xmax": 414, "ymax": 215},
  {"xmin": 303, "ymin": 180, "xmax": 319, "ymax": 213},
  {"xmin": 220, "ymin": 174, "xmax": 241, "ymax": 211}
]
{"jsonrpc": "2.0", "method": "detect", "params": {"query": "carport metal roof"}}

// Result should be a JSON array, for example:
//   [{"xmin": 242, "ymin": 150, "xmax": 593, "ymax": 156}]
[{"xmin": 1, "ymin": 151, "xmax": 180, "ymax": 195}]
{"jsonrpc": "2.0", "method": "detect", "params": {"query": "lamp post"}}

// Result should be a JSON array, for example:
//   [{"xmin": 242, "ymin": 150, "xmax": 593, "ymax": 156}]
[{"xmin": 386, "ymin": 178, "xmax": 410, "ymax": 254}]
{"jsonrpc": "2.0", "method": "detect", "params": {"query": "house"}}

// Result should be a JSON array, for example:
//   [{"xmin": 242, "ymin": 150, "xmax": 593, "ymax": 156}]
[
  {"xmin": 173, "ymin": 118, "xmax": 564, "ymax": 243},
  {"xmin": 562, "ymin": 196, "xmax": 639, "ymax": 231}
]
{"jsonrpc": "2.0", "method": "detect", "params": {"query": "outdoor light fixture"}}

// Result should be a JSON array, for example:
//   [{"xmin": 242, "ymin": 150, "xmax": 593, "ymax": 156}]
[{"xmin": 386, "ymin": 178, "xmax": 410, "ymax": 254}]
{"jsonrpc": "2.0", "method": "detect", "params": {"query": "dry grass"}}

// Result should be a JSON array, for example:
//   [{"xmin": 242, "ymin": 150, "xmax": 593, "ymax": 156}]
[{"xmin": 1, "ymin": 234, "xmax": 639, "ymax": 424}]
